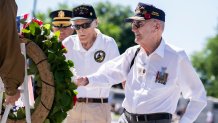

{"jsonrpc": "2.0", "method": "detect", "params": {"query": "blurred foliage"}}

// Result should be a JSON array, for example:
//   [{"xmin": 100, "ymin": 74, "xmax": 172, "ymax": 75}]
[
  {"xmin": 35, "ymin": 1, "xmax": 136, "ymax": 54},
  {"xmin": 191, "ymin": 32, "xmax": 218, "ymax": 98},
  {"xmin": 35, "ymin": 3, "xmax": 71, "ymax": 24},
  {"xmin": 95, "ymin": 1, "xmax": 136, "ymax": 53},
  {"xmin": 22, "ymin": 21, "xmax": 77, "ymax": 123}
]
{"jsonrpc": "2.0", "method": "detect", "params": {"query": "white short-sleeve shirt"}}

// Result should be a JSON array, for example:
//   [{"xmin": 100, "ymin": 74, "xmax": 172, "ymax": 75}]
[{"xmin": 62, "ymin": 29, "xmax": 120, "ymax": 98}]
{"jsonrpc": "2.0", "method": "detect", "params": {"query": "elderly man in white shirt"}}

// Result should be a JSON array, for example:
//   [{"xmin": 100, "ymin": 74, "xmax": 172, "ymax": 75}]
[
  {"xmin": 76, "ymin": 2, "xmax": 207, "ymax": 123},
  {"xmin": 63, "ymin": 4, "xmax": 120, "ymax": 123}
]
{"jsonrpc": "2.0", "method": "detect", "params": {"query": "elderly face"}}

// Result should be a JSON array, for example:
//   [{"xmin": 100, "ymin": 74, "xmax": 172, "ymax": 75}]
[
  {"xmin": 53, "ymin": 26, "xmax": 74, "ymax": 42},
  {"xmin": 131, "ymin": 19, "xmax": 160, "ymax": 46},
  {"xmin": 71, "ymin": 19, "xmax": 97, "ymax": 44}
]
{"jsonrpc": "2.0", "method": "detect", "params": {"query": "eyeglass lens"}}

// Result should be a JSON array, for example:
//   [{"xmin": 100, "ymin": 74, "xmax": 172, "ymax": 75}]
[
  {"xmin": 72, "ymin": 21, "xmax": 93, "ymax": 30},
  {"xmin": 132, "ymin": 21, "xmax": 144, "ymax": 29}
]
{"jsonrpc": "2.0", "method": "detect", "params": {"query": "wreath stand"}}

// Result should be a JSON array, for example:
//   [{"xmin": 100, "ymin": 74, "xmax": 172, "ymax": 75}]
[{"xmin": 0, "ymin": 39, "xmax": 55, "ymax": 123}]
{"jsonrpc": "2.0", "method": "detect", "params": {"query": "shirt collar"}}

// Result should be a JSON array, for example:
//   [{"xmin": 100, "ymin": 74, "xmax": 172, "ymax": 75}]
[
  {"xmin": 73, "ymin": 29, "xmax": 102, "ymax": 52},
  {"xmin": 151, "ymin": 38, "xmax": 165, "ymax": 58}
]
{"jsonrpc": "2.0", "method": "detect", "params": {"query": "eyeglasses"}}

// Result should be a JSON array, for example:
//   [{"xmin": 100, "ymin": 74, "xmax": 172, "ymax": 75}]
[
  {"xmin": 131, "ymin": 21, "xmax": 146, "ymax": 29},
  {"xmin": 53, "ymin": 25, "xmax": 71, "ymax": 29},
  {"xmin": 72, "ymin": 21, "xmax": 93, "ymax": 30}
]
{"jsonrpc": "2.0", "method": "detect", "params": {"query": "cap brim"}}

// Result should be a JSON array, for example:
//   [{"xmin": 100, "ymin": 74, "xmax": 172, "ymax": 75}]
[
  {"xmin": 71, "ymin": 17, "xmax": 89, "ymax": 21},
  {"xmin": 52, "ymin": 21, "xmax": 71, "ymax": 27},
  {"xmin": 125, "ymin": 16, "xmax": 145, "ymax": 22}
]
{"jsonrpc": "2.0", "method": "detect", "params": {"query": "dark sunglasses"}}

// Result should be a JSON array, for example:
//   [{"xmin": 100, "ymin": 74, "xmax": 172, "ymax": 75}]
[
  {"xmin": 72, "ymin": 20, "xmax": 93, "ymax": 30},
  {"xmin": 131, "ymin": 21, "xmax": 145, "ymax": 29}
]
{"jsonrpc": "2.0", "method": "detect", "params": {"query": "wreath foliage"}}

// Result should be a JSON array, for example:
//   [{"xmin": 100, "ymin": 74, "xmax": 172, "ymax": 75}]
[{"xmin": 7, "ymin": 20, "xmax": 77, "ymax": 123}]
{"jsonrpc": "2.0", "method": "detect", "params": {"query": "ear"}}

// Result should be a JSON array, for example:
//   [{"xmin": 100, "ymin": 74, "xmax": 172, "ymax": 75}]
[
  {"xmin": 95, "ymin": 19, "xmax": 99, "ymax": 27},
  {"xmin": 155, "ymin": 22, "xmax": 160, "ymax": 30},
  {"xmin": 153, "ymin": 21, "xmax": 160, "ymax": 33}
]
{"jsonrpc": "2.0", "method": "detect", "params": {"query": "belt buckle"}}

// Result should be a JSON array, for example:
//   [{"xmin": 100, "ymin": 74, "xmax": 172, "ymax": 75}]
[
  {"xmin": 101, "ymin": 98, "xmax": 103, "ymax": 103},
  {"xmin": 135, "ymin": 115, "xmax": 147, "ymax": 122}
]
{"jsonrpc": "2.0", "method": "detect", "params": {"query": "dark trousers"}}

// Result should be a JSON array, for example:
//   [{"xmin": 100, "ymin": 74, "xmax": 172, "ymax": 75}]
[{"xmin": 118, "ymin": 113, "xmax": 172, "ymax": 123}]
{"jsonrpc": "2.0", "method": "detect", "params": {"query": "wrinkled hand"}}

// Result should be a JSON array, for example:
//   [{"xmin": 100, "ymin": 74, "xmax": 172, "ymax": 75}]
[
  {"xmin": 5, "ymin": 90, "xmax": 20, "ymax": 105},
  {"xmin": 76, "ymin": 77, "xmax": 89, "ymax": 86}
]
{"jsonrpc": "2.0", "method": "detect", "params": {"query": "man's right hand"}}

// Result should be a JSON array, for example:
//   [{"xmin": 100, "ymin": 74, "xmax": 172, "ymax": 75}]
[
  {"xmin": 76, "ymin": 77, "xmax": 89, "ymax": 86},
  {"xmin": 5, "ymin": 90, "xmax": 20, "ymax": 105}
]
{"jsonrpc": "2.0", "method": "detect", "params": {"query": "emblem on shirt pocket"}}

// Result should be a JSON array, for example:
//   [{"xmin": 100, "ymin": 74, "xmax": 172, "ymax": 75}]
[
  {"xmin": 94, "ymin": 50, "xmax": 106, "ymax": 63},
  {"xmin": 155, "ymin": 67, "xmax": 168, "ymax": 85}
]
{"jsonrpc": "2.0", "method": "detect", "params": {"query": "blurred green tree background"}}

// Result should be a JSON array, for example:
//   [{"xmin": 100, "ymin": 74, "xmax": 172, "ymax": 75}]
[{"xmin": 191, "ymin": 30, "xmax": 218, "ymax": 98}]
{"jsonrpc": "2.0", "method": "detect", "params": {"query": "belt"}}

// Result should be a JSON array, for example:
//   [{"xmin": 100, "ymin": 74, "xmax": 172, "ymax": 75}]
[
  {"xmin": 124, "ymin": 109, "xmax": 172, "ymax": 122},
  {"xmin": 77, "ymin": 98, "xmax": 108, "ymax": 103}
]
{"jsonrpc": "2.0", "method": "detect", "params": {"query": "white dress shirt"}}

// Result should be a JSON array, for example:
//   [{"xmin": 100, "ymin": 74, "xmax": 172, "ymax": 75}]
[
  {"xmin": 62, "ymin": 29, "xmax": 120, "ymax": 98},
  {"xmin": 87, "ymin": 39, "xmax": 207, "ymax": 123}
]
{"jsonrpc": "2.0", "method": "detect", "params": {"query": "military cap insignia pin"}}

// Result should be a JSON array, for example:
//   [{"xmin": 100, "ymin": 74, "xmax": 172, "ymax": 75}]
[
  {"xmin": 151, "ymin": 11, "xmax": 159, "ymax": 16},
  {"xmin": 155, "ymin": 67, "xmax": 168, "ymax": 85},
  {"xmin": 58, "ymin": 10, "xmax": 65, "ymax": 17},
  {"xmin": 135, "ymin": 6, "xmax": 144, "ymax": 14},
  {"xmin": 94, "ymin": 50, "xmax": 106, "ymax": 63}
]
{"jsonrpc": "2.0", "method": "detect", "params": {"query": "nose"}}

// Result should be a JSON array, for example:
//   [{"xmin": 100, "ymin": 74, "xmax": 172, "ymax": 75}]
[{"xmin": 131, "ymin": 23, "xmax": 139, "ymax": 32}]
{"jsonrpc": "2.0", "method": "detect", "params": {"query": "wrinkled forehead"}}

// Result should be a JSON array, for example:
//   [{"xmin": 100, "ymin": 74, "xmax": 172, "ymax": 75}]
[{"xmin": 53, "ymin": 26, "xmax": 72, "ymax": 30}]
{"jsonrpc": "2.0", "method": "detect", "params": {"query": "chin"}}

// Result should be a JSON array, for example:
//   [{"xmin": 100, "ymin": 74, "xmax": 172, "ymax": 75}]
[
  {"xmin": 135, "ymin": 39, "xmax": 140, "ymax": 44},
  {"xmin": 79, "ymin": 37, "xmax": 87, "ymax": 41}
]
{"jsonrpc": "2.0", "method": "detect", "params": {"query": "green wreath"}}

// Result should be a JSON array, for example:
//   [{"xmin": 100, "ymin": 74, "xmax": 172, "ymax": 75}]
[{"xmin": 4, "ymin": 19, "xmax": 77, "ymax": 123}]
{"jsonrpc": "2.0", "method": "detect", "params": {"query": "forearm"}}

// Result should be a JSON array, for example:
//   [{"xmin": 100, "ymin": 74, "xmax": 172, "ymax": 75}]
[
  {"xmin": 0, "ymin": 0, "xmax": 25, "ymax": 95},
  {"xmin": 87, "ymin": 74, "xmax": 117, "ymax": 87}
]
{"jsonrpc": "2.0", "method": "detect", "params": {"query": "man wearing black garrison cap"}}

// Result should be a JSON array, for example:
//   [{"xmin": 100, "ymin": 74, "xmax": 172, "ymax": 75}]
[
  {"xmin": 49, "ymin": 10, "xmax": 74, "ymax": 42},
  {"xmin": 76, "ymin": 2, "xmax": 207, "ymax": 123}
]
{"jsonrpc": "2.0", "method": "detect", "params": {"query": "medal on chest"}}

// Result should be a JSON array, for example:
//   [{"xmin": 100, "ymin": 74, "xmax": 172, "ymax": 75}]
[
  {"xmin": 94, "ymin": 50, "xmax": 106, "ymax": 63},
  {"xmin": 155, "ymin": 67, "xmax": 168, "ymax": 85},
  {"xmin": 138, "ymin": 67, "xmax": 146, "ymax": 76}
]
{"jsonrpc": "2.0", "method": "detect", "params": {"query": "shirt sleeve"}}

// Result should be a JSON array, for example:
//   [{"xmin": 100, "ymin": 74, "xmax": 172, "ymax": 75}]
[
  {"xmin": 0, "ymin": 0, "xmax": 25, "ymax": 96},
  {"xmin": 178, "ymin": 52, "xmax": 207, "ymax": 123},
  {"xmin": 107, "ymin": 38, "xmax": 120, "ymax": 59},
  {"xmin": 87, "ymin": 49, "xmax": 132, "ymax": 87},
  {"xmin": 62, "ymin": 37, "xmax": 73, "ymax": 61}
]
